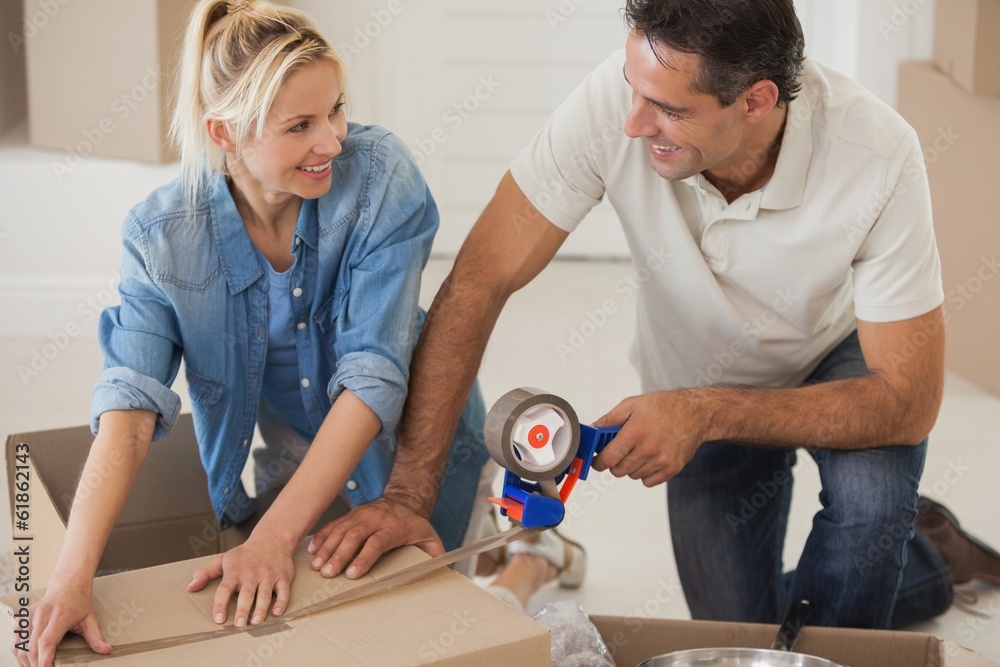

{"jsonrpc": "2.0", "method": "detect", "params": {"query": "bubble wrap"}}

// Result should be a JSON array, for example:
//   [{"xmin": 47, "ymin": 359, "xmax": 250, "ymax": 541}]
[{"xmin": 532, "ymin": 601, "xmax": 617, "ymax": 667}]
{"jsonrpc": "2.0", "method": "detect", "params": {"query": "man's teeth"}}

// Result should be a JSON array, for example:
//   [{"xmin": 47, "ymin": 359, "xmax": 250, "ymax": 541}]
[
  {"xmin": 300, "ymin": 162, "xmax": 331, "ymax": 173},
  {"xmin": 653, "ymin": 144, "xmax": 680, "ymax": 151}
]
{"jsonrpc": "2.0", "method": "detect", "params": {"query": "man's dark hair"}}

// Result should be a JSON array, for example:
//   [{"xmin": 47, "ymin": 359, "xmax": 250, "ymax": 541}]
[{"xmin": 624, "ymin": 0, "xmax": 805, "ymax": 108}]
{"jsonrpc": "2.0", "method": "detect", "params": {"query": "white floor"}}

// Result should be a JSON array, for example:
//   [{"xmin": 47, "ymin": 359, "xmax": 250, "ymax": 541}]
[{"xmin": 1, "ymin": 258, "xmax": 998, "ymax": 662}]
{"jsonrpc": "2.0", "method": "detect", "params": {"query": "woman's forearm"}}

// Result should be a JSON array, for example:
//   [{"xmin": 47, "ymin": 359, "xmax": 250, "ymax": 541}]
[
  {"xmin": 50, "ymin": 409, "xmax": 157, "ymax": 589},
  {"xmin": 253, "ymin": 390, "xmax": 381, "ymax": 552}
]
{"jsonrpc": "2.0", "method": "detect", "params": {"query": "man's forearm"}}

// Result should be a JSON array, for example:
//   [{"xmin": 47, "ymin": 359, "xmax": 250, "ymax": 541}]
[
  {"xmin": 384, "ymin": 271, "xmax": 505, "ymax": 517},
  {"xmin": 382, "ymin": 172, "xmax": 567, "ymax": 517},
  {"xmin": 699, "ymin": 371, "xmax": 941, "ymax": 449}
]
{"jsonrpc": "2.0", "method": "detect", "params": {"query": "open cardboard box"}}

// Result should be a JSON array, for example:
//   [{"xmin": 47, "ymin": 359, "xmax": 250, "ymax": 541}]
[
  {"xmin": 5, "ymin": 415, "xmax": 225, "ymax": 590},
  {"xmin": 3, "ymin": 417, "xmax": 550, "ymax": 665},
  {"xmin": 0, "ymin": 544, "xmax": 550, "ymax": 666},
  {"xmin": 592, "ymin": 616, "xmax": 996, "ymax": 667}
]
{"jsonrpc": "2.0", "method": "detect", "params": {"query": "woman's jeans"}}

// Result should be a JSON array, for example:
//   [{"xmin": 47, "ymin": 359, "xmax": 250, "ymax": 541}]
[{"xmin": 667, "ymin": 331, "xmax": 954, "ymax": 628}]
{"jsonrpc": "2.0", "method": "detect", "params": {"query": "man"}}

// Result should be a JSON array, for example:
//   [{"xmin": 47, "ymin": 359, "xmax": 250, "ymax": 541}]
[{"xmin": 309, "ymin": 0, "xmax": 1000, "ymax": 627}]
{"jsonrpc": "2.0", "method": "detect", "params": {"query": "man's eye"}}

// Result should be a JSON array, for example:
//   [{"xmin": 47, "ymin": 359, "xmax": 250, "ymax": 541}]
[{"xmin": 656, "ymin": 106, "xmax": 683, "ymax": 120}]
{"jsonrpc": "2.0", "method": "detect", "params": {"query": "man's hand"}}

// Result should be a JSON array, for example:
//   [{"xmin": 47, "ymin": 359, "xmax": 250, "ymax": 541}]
[
  {"xmin": 592, "ymin": 390, "xmax": 711, "ymax": 487},
  {"xmin": 17, "ymin": 583, "xmax": 110, "ymax": 667},
  {"xmin": 187, "ymin": 531, "xmax": 295, "ymax": 628},
  {"xmin": 306, "ymin": 496, "xmax": 445, "ymax": 579}
]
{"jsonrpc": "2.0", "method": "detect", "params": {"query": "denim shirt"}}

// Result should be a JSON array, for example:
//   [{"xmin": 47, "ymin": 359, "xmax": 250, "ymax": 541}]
[{"xmin": 90, "ymin": 124, "xmax": 489, "ymax": 546}]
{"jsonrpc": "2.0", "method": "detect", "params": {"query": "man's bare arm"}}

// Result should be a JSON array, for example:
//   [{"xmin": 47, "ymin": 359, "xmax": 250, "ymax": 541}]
[
  {"xmin": 308, "ymin": 172, "xmax": 567, "ymax": 576},
  {"xmin": 595, "ymin": 308, "xmax": 946, "ymax": 486},
  {"xmin": 383, "ymin": 172, "xmax": 568, "ymax": 515}
]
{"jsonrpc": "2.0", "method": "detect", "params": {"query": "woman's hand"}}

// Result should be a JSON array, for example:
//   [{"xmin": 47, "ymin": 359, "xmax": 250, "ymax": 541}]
[
  {"xmin": 15, "ymin": 582, "xmax": 110, "ymax": 667},
  {"xmin": 187, "ymin": 530, "xmax": 295, "ymax": 628}
]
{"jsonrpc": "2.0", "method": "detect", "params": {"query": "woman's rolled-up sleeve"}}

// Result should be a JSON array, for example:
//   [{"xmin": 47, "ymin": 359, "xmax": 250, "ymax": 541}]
[
  {"xmin": 327, "ymin": 133, "xmax": 438, "ymax": 435},
  {"xmin": 91, "ymin": 213, "xmax": 183, "ymax": 440}
]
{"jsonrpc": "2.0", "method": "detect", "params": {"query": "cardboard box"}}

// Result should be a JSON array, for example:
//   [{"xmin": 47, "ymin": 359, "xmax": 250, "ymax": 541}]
[
  {"xmin": 933, "ymin": 0, "xmax": 1000, "ymax": 96},
  {"xmin": 23, "ymin": 0, "xmax": 191, "ymax": 163},
  {"xmin": 592, "ymin": 616, "xmax": 997, "ymax": 667},
  {"xmin": 896, "ymin": 61, "xmax": 1000, "ymax": 396},
  {"xmin": 0, "ymin": 545, "xmax": 551, "ymax": 666},
  {"xmin": 5, "ymin": 414, "xmax": 225, "ymax": 591}
]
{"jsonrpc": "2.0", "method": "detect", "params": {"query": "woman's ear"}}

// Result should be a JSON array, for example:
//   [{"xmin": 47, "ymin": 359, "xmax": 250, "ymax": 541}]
[{"xmin": 206, "ymin": 118, "xmax": 237, "ymax": 153}]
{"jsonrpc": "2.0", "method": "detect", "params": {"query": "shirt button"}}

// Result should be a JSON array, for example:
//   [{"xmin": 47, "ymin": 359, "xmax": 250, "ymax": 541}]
[
  {"xmin": 346, "ymin": 480, "xmax": 358, "ymax": 491},
  {"xmin": 301, "ymin": 378, "xmax": 310, "ymax": 388},
  {"xmin": 295, "ymin": 237, "xmax": 302, "ymax": 246},
  {"xmin": 297, "ymin": 322, "xmax": 306, "ymax": 330},
  {"xmin": 292, "ymin": 287, "xmax": 303, "ymax": 298},
  {"xmin": 223, "ymin": 486, "xmax": 229, "ymax": 494},
  {"xmin": 242, "ymin": 438, "xmax": 249, "ymax": 448}
]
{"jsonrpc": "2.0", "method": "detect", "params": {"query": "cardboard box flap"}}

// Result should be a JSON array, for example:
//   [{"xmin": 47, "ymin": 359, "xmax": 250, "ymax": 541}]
[
  {"xmin": 590, "ymin": 616, "xmax": 991, "ymax": 667},
  {"xmin": 2, "ymin": 545, "xmax": 551, "ymax": 666},
  {"xmin": 5, "ymin": 414, "xmax": 212, "ymax": 527}
]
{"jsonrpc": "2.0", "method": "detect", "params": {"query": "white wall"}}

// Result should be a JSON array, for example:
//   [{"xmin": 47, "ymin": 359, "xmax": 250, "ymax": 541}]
[
  {"xmin": 795, "ymin": 0, "xmax": 936, "ymax": 105},
  {"xmin": 0, "ymin": 0, "xmax": 939, "ymax": 338},
  {"xmin": 294, "ymin": 0, "xmax": 633, "ymax": 257}
]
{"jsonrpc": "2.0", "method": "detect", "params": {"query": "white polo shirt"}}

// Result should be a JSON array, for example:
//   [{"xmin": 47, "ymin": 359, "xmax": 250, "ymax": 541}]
[{"xmin": 511, "ymin": 51, "xmax": 943, "ymax": 391}]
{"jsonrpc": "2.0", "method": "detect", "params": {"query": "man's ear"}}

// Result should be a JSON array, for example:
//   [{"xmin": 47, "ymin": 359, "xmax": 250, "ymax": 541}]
[
  {"xmin": 742, "ymin": 80, "xmax": 780, "ymax": 123},
  {"xmin": 206, "ymin": 118, "xmax": 237, "ymax": 153}
]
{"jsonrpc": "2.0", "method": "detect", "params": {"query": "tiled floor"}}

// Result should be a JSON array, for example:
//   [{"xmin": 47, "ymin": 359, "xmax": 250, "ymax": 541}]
[{"xmin": 1, "ymin": 258, "xmax": 998, "ymax": 662}]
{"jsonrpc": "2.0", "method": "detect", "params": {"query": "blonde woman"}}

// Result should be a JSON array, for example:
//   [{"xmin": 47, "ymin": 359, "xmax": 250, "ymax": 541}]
[{"xmin": 17, "ymin": 1, "xmax": 501, "ymax": 663}]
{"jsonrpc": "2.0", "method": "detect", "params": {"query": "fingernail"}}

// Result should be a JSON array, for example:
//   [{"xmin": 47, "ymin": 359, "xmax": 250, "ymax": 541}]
[
  {"xmin": 307, "ymin": 543, "xmax": 316, "ymax": 554},
  {"xmin": 321, "ymin": 563, "xmax": 334, "ymax": 577},
  {"xmin": 346, "ymin": 566, "xmax": 358, "ymax": 579},
  {"xmin": 214, "ymin": 613, "xmax": 224, "ymax": 624},
  {"xmin": 273, "ymin": 607, "xmax": 283, "ymax": 616},
  {"xmin": 236, "ymin": 617, "xmax": 246, "ymax": 628},
  {"xmin": 252, "ymin": 615, "xmax": 261, "ymax": 625},
  {"xmin": 311, "ymin": 557, "xmax": 322, "ymax": 569}
]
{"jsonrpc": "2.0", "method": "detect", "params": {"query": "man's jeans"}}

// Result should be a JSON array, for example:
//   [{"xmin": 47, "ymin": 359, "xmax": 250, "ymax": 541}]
[{"xmin": 667, "ymin": 331, "xmax": 953, "ymax": 628}]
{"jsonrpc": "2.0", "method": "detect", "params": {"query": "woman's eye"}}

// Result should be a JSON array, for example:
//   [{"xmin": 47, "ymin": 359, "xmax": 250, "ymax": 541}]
[
  {"xmin": 290, "ymin": 122, "xmax": 308, "ymax": 133},
  {"xmin": 330, "ymin": 103, "xmax": 345, "ymax": 117}
]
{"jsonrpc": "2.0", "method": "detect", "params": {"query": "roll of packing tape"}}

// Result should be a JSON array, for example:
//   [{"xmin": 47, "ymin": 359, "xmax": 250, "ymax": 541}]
[{"xmin": 484, "ymin": 387, "xmax": 580, "ymax": 481}]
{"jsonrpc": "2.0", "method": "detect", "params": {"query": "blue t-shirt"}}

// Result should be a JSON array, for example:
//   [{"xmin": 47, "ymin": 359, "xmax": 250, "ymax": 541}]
[{"xmin": 253, "ymin": 245, "xmax": 314, "ymax": 440}]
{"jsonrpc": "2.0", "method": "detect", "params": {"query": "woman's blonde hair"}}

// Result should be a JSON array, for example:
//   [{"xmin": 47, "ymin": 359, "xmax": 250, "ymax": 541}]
[{"xmin": 170, "ymin": 0, "xmax": 345, "ymax": 203}]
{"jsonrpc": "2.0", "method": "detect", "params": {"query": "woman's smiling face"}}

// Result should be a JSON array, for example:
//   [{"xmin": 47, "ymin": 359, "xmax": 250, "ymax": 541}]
[{"xmin": 235, "ymin": 60, "xmax": 348, "ymax": 201}]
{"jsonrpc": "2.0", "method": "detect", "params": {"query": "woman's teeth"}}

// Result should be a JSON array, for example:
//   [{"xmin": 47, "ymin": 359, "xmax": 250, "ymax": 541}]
[{"xmin": 299, "ymin": 161, "xmax": 331, "ymax": 173}]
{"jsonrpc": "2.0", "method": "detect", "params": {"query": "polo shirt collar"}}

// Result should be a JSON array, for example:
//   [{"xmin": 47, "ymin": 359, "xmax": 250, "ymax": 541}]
[
  {"xmin": 678, "ymin": 90, "xmax": 813, "ymax": 212},
  {"xmin": 760, "ymin": 88, "xmax": 814, "ymax": 211}
]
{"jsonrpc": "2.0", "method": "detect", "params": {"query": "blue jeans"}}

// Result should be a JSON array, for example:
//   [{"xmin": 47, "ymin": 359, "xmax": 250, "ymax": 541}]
[{"xmin": 667, "ymin": 331, "xmax": 954, "ymax": 629}]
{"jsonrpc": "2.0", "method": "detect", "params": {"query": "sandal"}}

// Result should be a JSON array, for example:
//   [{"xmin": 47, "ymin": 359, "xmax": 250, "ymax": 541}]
[{"xmin": 508, "ymin": 527, "xmax": 588, "ymax": 589}]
